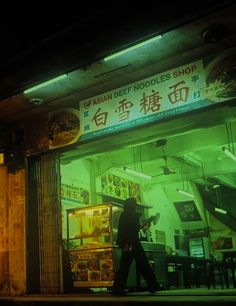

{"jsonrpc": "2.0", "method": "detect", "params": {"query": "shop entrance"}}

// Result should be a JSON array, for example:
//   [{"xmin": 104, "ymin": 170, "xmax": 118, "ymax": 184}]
[{"xmin": 59, "ymin": 119, "xmax": 236, "ymax": 292}]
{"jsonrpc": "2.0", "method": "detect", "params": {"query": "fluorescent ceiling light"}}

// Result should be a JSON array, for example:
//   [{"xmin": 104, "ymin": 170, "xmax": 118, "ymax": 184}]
[
  {"xmin": 24, "ymin": 74, "xmax": 68, "ymax": 94},
  {"xmin": 222, "ymin": 146, "xmax": 236, "ymax": 162},
  {"xmin": 104, "ymin": 34, "xmax": 163, "ymax": 61},
  {"xmin": 176, "ymin": 188, "xmax": 195, "ymax": 198},
  {"xmin": 214, "ymin": 207, "xmax": 227, "ymax": 214},
  {"xmin": 123, "ymin": 167, "xmax": 152, "ymax": 180}
]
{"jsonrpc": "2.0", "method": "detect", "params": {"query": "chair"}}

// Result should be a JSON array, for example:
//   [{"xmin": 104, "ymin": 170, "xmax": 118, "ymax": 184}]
[
  {"xmin": 222, "ymin": 251, "xmax": 236, "ymax": 288},
  {"xmin": 193, "ymin": 259, "xmax": 212, "ymax": 289},
  {"xmin": 209, "ymin": 260, "xmax": 225, "ymax": 289}
]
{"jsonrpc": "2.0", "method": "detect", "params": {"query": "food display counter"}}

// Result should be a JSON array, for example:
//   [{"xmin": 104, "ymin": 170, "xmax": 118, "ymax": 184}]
[
  {"xmin": 69, "ymin": 247, "xmax": 115, "ymax": 287},
  {"xmin": 66, "ymin": 203, "xmax": 122, "ymax": 288}
]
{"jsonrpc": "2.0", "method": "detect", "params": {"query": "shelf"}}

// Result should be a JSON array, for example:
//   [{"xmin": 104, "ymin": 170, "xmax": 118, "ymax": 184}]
[{"xmin": 70, "ymin": 233, "xmax": 110, "ymax": 240}]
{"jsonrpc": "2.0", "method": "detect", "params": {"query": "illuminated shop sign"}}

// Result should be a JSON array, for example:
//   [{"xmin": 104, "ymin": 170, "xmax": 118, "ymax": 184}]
[{"xmin": 80, "ymin": 48, "xmax": 236, "ymax": 140}]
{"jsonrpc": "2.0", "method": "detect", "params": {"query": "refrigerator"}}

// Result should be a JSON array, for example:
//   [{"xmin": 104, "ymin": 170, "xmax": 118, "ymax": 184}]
[{"xmin": 189, "ymin": 237, "xmax": 210, "ymax": 259}]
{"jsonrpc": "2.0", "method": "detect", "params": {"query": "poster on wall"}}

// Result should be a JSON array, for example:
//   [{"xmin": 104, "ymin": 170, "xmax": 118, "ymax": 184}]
[
  {"xmin": 61, "ymin": 184, "xmax": 89, "ymax": 205},
  {"xmin": 174, "ymin": 201, "xmax": 202, "ymax": 222},
  {"xmin": 212, "ymin": 236, "xmax": 233, "ymax": 250},
  {"xmin": 155, "ymin": 230, "xmax": 166, "ymax": 245}
]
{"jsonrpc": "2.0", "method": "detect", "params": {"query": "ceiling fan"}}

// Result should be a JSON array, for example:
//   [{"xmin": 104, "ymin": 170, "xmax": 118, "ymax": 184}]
[
  {"xmin": 153, "ymin": 156, "xmax": 177, "ymax": 177},
  {"xmin": 152, "ymin": 138, "xmax": 176, "ymax": 177}
]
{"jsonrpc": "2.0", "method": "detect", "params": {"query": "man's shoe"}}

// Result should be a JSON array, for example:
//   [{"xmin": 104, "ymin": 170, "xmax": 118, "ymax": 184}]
[{"xmin": 149, "ymin": 282, "xmax": 165, "ymax": 293}]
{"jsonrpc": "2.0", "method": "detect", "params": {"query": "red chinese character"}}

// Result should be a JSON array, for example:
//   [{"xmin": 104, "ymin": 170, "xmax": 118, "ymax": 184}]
[
  {"xmin": 92, "ymin": 108, "xmax": 108, "ymax": 126},
  {"xmin": 116, "ymin": 98, "xmax": 134, "ymax": 121},
  {"xmin": 140, "ymin": 90, "xmax": 162, "ymax": 115},
  {"xmin": 168, "ymin": 81, "xmax": 189, "ymax": 104}
]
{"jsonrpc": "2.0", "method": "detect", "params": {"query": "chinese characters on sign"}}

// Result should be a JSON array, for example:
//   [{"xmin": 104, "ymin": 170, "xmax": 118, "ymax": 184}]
[
  {"xmin": 80, "ymin": 61, "xmax": 206, "ymax": 139},
  {"xmin": 44, "ymin": 49, "xmax": 236, "ymax": 148},
  {"xmin": 67, "ymin": 48, "xmax": 234, "ymax": 141},
  {"xmin": 61, "ymin": 184, "xmax": 89, "ymax": 204}
]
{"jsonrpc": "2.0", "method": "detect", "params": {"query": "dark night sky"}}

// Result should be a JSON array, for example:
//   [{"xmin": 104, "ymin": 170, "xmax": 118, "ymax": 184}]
[
  {"xmin": 1, "ymin": 1, "xmax": 231, "ymax": 63},
  {"xmin": 0, "ymin": 0, "xmax": 233, "ymax": 98}
]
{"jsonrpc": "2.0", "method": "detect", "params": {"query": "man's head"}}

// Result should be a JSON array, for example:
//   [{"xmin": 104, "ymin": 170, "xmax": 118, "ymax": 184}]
[{"xmin": 123, "ymin": 197, "xmax": 137, "ymax": 213}]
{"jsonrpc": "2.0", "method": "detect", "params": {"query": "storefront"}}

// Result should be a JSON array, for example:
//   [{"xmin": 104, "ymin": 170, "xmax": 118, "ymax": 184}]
[
  {"xmin": 57, "ymin": 119, "xmax": 236, "ymax": 292},
  {"xmin": 43, "ymin": 47, "xmax": 236, "ymax": 293},
  {"xmin": 1, "ymin": 46, "xmax": 236, "ymax": 296}
]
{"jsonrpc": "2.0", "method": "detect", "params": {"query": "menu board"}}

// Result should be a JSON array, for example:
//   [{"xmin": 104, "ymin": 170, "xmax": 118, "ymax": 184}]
[
  {"xmin": 174, "ymin": 201, "xmax": 202, "ymax": 222},
  {"xmin": 100, "ymin": 173, "xmax": 142, "ymax": 203},
  {"xmin": 69, "ymin": 248, "xmax": 115, "ymax": 287}
]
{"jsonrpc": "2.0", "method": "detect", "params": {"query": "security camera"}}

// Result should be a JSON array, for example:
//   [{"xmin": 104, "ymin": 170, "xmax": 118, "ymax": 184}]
[{"xmin": 202, "ymin": 24, "xmax": 227, "ymax": 44}]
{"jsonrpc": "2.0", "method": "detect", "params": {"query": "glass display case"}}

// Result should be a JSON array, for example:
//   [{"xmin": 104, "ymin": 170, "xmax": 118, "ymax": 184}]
[{"xmin": 66, "ymin": 203, "xmax": 122, "ymax": 287}]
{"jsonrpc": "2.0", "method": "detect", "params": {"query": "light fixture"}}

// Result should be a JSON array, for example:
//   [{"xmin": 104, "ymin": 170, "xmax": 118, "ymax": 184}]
[
  {"xmin": 214, "ymin": 184, "xmax": 227, "ymax": 215},
  {"xmin": 222, "ymin": 146, "xmax": 236, "ymax": 162},
  {"xmin": 214, "ymin": 207, "xmax": 227, "ymax": 214},
  {"xmin": 24, "ymin": 74, "xmax": 68, "ymax": 94},
  {"xmin": 123, "ymin": 167, "xmax": 152, "ymax": 180},
  {"xmin": 28, "ymin": 98, "xmax": 44, "ymax": 106},
  {"xmin": 176, "ymin": 188, "xmax": 195, "ymax": 198},
  {"xmin": 212, "ymin": 184, "xmax": 220, "ymax": 189},
  {"xmin": 104, "ymin": 34, "xmax": 163, "ymax": 61}
]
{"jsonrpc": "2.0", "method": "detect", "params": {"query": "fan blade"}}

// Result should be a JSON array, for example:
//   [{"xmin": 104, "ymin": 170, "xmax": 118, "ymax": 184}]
[
  {"xmin": 152, "ymin": 213, "xmax": 160, "ymax": 225},
  {"xmin": 152, "ymin": 172, "xmax": 164, "ymax": 178},
  {"xmin": 168, "ymin": 169, "xmax": 177, "ymax": 174},
  {"xmin": 146, "ymin": 213, "xmax": 160, "ymax": 225}
]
